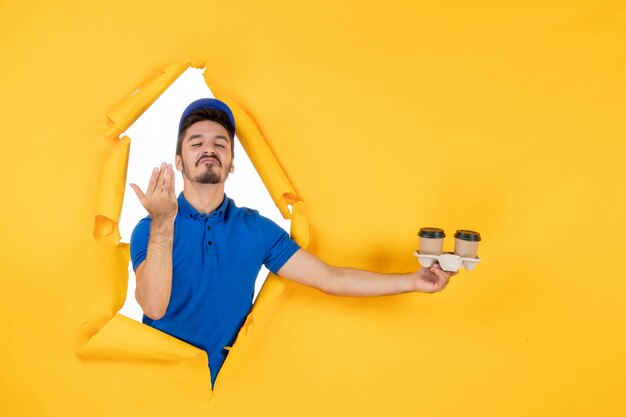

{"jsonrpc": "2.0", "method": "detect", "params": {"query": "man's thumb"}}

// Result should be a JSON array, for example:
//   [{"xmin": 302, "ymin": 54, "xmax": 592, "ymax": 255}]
[{"xmin": 129, "ymin": 184, "xmax": 145, "ymax": 201}]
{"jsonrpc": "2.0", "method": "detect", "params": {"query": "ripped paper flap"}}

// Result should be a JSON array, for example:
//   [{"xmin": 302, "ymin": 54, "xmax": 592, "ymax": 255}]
[
  {"xmin": 94, "ymin": 136, "xmax": 130, "ymax": 240},
  {"xmin": 104, "ymin": 63, "xmax": 189, "ymax": 138},
  {"xmin": 77, "ymin": 313, "xmax": 208, "ymax": 366}
]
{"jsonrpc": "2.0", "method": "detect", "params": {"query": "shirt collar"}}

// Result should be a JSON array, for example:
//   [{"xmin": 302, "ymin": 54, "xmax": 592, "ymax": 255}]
[{"xmin": 178, "ymin": 192, "xmax": 230, "ymax": 222}]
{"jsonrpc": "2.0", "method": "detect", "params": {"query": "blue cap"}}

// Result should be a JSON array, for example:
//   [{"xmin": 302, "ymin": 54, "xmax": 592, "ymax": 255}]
[{"xmin": 178, "ymin": 98, "xmax": 235, "ymax": 136}]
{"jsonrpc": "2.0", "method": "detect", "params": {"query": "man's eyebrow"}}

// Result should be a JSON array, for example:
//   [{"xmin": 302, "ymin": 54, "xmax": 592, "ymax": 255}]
[{"xmin": 186, "ymin": 134, "xmax": 231, "ymax": 142}]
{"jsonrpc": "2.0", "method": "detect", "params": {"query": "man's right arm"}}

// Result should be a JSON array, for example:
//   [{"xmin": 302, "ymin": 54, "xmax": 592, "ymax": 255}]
[
  {"xmin": 134, "ymin": 217, "xmax": 174, "ymax": 320},
  {"xmin": 130, "ymin": 163, "xmax": 178, "ymax": 320}
]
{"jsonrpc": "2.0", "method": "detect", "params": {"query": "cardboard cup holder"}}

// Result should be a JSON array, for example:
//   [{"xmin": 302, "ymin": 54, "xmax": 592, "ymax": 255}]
[{"xmin": 414, "ymin": 251, "xmax": 481, "ymax": 272}]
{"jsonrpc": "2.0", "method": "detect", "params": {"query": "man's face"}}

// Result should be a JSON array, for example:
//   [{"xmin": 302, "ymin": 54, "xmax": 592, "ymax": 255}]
[{"xmin": 175, "ymin": 120, "xmax": 234, "ymax": 185}]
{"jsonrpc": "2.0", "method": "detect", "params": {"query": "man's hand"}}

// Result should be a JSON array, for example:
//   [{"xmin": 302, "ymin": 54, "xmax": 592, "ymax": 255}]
[
  {"xmin": 130, "ymin": 163, "xmax": 178, "ymax": 223},
  {"xmin": 410, "ymin": 263, "xmax": 458, "ymax": 293}
]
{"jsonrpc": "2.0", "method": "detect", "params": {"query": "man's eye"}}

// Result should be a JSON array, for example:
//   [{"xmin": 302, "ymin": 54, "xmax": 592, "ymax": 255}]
[
  {"xmin": 216, "ymin": 144, "xmax": 225, "ymax": 148},
  {"xmin": 191, "ymin": 143, "xmax": 201, "ymax": 147}
]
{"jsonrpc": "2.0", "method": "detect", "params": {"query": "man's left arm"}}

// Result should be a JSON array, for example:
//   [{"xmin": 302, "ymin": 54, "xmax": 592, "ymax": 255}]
[{"xmin": 277, "ymin": 249, "xmax": 456, "ymax": 296}]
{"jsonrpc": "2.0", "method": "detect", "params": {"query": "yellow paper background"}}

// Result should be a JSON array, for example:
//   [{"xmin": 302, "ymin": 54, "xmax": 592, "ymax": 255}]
[{"xmin": 1, "ymin": 1, "xmax": 625, "ymax": 416}]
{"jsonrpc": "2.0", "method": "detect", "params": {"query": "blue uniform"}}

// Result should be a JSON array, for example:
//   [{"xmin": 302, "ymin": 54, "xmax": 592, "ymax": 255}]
[{"xmin": 130, "ymin": 193, "xmax": 300, "ymax": 385}]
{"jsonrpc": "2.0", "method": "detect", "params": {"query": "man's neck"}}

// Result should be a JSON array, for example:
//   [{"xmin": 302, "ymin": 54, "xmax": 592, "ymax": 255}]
[{"xmin": 182, "ymin": 181, "xmax": 226, "ymax": 214}]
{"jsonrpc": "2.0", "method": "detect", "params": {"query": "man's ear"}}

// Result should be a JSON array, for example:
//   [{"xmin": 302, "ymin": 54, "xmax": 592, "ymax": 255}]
[
  {"xmin": 229, "ymin": 156, "xmax": 235, "ymax": 173},
  {"xmin": 175, "ymin": 155, "xmax": 183, "ymax": 173}
]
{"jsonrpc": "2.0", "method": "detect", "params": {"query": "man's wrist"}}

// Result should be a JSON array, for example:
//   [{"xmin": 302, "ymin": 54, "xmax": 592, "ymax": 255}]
[
  {"xmin": 406, "ymin": 271, "xmax": 421, "ymax": 293},
  {"xmin": 151, "ymin": 216, "xmax": 175, "ymax": 234}
]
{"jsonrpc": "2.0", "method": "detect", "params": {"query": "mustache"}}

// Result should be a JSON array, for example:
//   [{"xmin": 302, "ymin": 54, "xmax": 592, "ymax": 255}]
[{"xmin": 196, "ymin": 153, "xmax": 222, "ymax": 167}]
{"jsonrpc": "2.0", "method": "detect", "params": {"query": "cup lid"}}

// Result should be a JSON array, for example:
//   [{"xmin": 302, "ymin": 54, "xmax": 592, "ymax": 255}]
[
  {"xmin": 454, "ymin": 230, "xmax": 481, "ymax": 241},
  {"xmin": 418, "ymin": 227, "xmax": 446, "ymax": 239}
]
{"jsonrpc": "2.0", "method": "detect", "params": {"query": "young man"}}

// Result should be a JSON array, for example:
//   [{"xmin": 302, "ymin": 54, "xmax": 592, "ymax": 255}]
[{"xmin": 129, "ymin": 98, "xmax": 456, "ymax": 386}]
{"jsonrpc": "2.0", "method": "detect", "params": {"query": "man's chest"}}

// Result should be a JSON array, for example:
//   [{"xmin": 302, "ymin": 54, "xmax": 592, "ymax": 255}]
[{"xmin": 170, "ymin": 223, "xmax": 266, "ymax": 292}]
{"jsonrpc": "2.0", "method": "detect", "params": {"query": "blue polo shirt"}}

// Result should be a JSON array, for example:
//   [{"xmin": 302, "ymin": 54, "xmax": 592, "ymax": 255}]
[{"xmin": 130, "ymin": 193, "xmax": 300, "ymax": 386}]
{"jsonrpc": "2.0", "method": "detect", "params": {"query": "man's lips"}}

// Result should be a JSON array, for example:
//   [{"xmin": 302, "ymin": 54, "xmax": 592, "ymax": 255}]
[{"xmin": 196, "ymin": 155, "xmax": 221, "ymax": 167}]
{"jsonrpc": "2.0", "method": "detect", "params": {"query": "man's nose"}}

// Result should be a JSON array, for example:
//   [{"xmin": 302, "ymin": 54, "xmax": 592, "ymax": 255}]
[
  {"xmin": 200, "ymin": 144, "xmax": 217, "ymax": 155},
  {"xmin": 199, "ymin": 149, "xmax": 219, "ymax": 162}
]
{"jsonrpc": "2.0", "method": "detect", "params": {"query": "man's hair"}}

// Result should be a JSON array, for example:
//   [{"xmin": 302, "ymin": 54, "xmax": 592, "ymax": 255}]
[{"xmin": 176, "ymin": 108, "xmax": 235, "ymax": 156}]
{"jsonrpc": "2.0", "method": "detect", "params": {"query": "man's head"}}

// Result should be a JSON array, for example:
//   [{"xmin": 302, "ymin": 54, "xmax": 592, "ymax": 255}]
[
  {"xmin": 175, "ymin": 98, "xmax": 236, "ymax": 185},
  {"xmin": 176, "ymin": 98, "xmax": 236, "ymax": 157}
]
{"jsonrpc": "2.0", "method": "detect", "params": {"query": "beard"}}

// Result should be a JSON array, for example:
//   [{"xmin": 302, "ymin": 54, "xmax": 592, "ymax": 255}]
[
  {"xmin": 195, "ymin": 169, "xmax": 221, "ymax": 184},
  {"xmin": 181, "ymin": 158, "xmax": 231, "ymax": 184}
]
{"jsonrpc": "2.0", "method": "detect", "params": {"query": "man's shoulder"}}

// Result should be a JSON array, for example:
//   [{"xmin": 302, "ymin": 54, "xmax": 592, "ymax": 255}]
[
  {"xmin": 138, "ymin": 214, "xmax": 152, "ymax": 223},
  {"xmin": 226, "ymin": 197, "xmax": 261, "ymax": 218},
  {"xmin": 130, "ymin": 215, "xmax": 152, "ymax": 247},
  {"xmin": 133, "ymin": 214, "xmax": 153, "ymax": 229},
  {"xmin": 225, "ymin": 199, "xmax": 283, "ymax": 231}
]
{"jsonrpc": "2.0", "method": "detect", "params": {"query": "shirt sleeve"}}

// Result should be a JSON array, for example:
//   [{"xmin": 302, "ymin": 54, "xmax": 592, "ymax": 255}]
[
  {"xmin": 130, "ymin": 216, "xmax": 152, "ymax": 272},
  {"xmin": 259, "ymin": 215, "xmax": 301, "ymax": 274}
]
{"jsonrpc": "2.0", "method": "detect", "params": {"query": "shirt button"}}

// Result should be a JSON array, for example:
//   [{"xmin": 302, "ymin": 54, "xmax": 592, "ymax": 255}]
[
  {"xmin": 207, "ymin": 226, "xmax": 211, "ymax": 230},
  {"xmin": 208, "ymin": 241, "xmax": 213, "ymax": 245}
]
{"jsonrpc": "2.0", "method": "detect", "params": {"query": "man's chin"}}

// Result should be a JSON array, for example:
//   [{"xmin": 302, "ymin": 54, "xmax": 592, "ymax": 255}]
[
  {"xmin": 193, "ymin": 169, "xmax": 226, "ymax": 184},
  {"xmin": 183, "ymin": 164, "xmax": 230, "ymax": 185},
  {"xmin": 195, "ymin": 175, "xmax": 221, "ymax": 184}
]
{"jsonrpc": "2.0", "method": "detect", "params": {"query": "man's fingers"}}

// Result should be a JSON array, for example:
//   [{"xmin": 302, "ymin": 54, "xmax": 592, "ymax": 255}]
[
  {"xmin": 431, "ymin": 267, "xmax": 451, "ymax": 282},
  {"xmin": 169, "ymin": 165, "xmax": 176, "ymax": 195},
  {"xmin": 163, "ymin": 164, "xmax": 175, "ymax": 193},
  {"xmin": 146, "ymin": 167, "xmax": 159, "ymax": 194},
  {"xmin": 155, "ymin": 162, "xmax": 167, "ymax": 191}
]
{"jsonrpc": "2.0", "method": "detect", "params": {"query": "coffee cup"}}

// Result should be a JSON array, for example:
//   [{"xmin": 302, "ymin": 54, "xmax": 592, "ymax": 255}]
[
  {"xmin": 454, "ymin": 230, "xmax": 481, "ymax": 258},
  {"xmin": 418, "ymin": 227, "xmax": 446, "ymax": 255}
]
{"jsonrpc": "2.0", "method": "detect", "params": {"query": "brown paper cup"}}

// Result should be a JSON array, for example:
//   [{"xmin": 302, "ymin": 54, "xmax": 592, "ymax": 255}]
[
  {"xmin": 454, "ymin": 230, "xmax": 481, "ymax": 258},
  {"xmin": 418, "ymin": 227, "xmax": 445, "ymax": 255}
]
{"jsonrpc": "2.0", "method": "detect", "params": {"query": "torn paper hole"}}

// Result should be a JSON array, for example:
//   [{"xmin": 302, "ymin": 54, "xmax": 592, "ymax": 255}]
[{"xmin": 117, "ymin": 67, "xmax": 292, "ymax": 321}]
